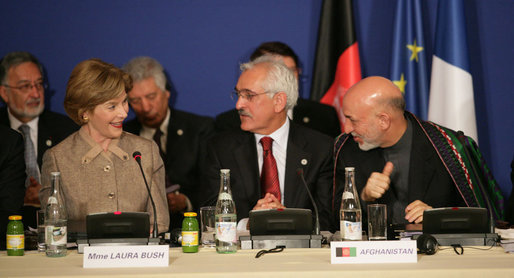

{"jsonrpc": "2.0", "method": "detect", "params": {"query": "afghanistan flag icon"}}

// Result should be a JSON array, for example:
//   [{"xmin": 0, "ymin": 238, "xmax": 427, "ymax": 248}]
[{"xmin": 336, "ymin": 247, "xmax": 357, "ymax": 257}]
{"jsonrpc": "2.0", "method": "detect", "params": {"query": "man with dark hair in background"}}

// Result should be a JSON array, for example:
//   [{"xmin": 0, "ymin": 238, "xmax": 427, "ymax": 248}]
[
  {"xmin": 123, "ymin": 57, "xmax": 215, "ymax": 232},
  {"xmin": 215, "ymin": 41, "xmax": 341, "ymax": 138},
  {"xmin": 0, "ymin": 51, "xmax": 78, "ymax": 229}
]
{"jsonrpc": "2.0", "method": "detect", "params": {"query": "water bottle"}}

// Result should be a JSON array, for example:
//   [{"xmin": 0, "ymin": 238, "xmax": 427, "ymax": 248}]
[
  {"xmin": 340, "ymin": 167, "xmax": 362, "ymax": 240},
  {"xmin": 215, "ymin": 169, "xmax": 237, "ymax": 253},
  {"xmin": 45, "ymin": 172, "xmax": 67, "ymax": 257}
]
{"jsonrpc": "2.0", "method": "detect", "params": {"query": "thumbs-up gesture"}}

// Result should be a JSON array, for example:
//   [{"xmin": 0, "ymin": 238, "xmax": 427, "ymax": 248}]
[{"xmin": 360, "ymin": 162, "xmax": 394, "ymax": 202}]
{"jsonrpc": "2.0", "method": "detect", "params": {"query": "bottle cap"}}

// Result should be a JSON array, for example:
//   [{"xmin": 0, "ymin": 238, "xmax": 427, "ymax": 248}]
[
  {"xmin": 8, "ymin": 215, "xmax": 22, "ymax": 220},
  {"xmin": 184, "ymin": 212, "xmax": 197, "ymax": 217},
  {"xmin": 345, "ymin": 167, "xmax": 355, "ymax": 171},
  {"xmin": 220, "ymin": 169, "xmax": 230, "ymax": 174}
]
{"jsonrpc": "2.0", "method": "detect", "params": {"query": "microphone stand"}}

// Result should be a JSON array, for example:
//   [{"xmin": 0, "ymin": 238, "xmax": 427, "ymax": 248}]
[
  {"xmin": 133, "ymin": 152, "xmax": 159, "ymax": 238},
  {"xmin": 297, "ymin": 168, "xmax": 320, "ymax": 235}
]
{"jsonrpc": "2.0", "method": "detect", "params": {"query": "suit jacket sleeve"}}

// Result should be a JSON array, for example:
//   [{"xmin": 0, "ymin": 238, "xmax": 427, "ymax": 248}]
[
  {"xmin": 0, "ymin": 130, "xmax": 26, "ymax": 212},
  {"xmin": 0, "ymin": 129, "xmax": 26, "ymax": 249},
  {"xmin": 313, "ymin": 145, "xmax": 334, "ymax": 231},
  {"xmin": 180, "ymin": 116, "xmax": 216, "ymax": 211},
  {"xmin": 199, "ymin": 139, "xmax": 222, "ymax": 208}
]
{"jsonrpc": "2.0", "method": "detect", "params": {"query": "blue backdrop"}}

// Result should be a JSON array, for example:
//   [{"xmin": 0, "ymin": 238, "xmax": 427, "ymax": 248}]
[{"xmin": 1, "ymin": 0, "xmax": 512, "ymax": 199}]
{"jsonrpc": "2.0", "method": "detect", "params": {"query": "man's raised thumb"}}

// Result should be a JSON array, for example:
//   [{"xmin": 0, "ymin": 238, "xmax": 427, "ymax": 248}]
[{"xmin": 382, "ymin": 161, "xmax": 394, "ymax": 177}]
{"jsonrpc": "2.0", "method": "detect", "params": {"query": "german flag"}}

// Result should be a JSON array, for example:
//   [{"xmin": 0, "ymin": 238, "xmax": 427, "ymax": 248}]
[{"xmin": 310, "ymin": 0, "xmax": 362, "ymax": 130}]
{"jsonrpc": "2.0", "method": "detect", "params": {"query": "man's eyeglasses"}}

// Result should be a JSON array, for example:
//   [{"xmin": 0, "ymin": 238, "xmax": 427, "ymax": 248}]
[
  {"xmin": 3, "ymin": 81, "xmax": 47, "ymax": 94},
  {"xmin": 231, "ymin": 89, "xmax": 269, "ymax": 102}
]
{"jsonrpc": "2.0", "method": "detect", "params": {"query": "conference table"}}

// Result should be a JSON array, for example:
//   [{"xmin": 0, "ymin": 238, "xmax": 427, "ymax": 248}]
[{"xmin": 0, "ymin": 245, "xmax": 513, "ymax": 277}]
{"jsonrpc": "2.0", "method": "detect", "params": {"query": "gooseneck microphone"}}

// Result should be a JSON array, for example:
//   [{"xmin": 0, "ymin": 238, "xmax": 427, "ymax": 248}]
[
  {"xmin": 456, "ymin": 131, "xmax": 495, "ymax": 234},
  {"xmin": 133, "ymin": 151, "xmax": 158, "ymax": 238},
  {"xmin": 297, "ymin": 168, "xmax": 320, "ymax": 235}
]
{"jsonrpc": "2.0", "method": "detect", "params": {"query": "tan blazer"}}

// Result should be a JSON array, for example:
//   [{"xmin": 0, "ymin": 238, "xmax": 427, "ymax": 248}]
[{"xmin": 41, "ymin": 128, "xmax": 170, "ymax": 233}]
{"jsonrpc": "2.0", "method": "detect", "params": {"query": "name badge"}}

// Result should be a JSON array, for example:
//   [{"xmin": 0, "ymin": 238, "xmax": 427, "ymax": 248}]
[
  {"xmin": 331, "ymin": 240, "xmax": 417, "ymax": 264},
  {"xmin": 83, "ymin": 245, "xmax": 169, "ymax": 268}
]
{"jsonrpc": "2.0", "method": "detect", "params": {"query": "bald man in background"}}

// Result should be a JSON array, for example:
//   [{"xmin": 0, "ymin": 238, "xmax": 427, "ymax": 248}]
[{"xmin": 332, "ymin": 76, "xmax": 502, "ymax": 230}]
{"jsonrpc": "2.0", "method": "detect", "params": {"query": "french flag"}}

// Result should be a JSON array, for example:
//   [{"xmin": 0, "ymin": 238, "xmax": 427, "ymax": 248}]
[{"xmin": 428, "ymin": 0, "xmax": 478, "ymax": 142}]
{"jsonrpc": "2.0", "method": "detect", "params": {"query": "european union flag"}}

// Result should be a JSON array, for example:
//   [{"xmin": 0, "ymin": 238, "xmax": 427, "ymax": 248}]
[{"xmin": 390, "ymin": 0, "xmax": 429, "ymax": 120}]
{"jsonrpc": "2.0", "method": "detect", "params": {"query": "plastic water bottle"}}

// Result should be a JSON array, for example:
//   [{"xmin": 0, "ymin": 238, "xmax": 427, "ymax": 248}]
[
  {"xmin": 215, "ymin": 169, "xmax": 237, "ymax": 253},
  {"xmin": 45, "ymin": 172, "xmax": 67, "ymax": 257},
  {"xmin": 340, "ymin": 167, "xmax": 362, "ymax": 240}
]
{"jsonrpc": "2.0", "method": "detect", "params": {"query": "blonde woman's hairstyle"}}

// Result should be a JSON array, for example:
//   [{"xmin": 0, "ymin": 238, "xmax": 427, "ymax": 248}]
[{"xmin": 64, "ymin": 58, "xmax": 132, "ymax": 125}]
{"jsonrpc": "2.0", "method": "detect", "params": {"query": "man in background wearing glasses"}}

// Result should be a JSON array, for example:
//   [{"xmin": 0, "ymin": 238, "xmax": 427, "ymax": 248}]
[
  {"xmin": 200, "ymin": 56, "xmax": 333, "ymax": 231},
  {"xmin": 0, "ymin": 51, "xmax": 77, "ymax": 229}
]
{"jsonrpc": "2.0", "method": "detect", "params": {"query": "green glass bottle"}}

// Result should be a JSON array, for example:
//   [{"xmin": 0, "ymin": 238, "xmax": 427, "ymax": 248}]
[
  {"xmin": 6, "ymin": 215, "xmax": 24, "ymax": 256},
  {"xmin": 182, "ymin": 212, "xmax": 199, "ymax": 253}
]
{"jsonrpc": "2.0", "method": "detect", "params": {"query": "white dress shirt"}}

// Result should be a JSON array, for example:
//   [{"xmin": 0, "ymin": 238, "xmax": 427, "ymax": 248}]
[{"xmin": 254, "ymin": 118, "xmax": 290, "ymax": 204}]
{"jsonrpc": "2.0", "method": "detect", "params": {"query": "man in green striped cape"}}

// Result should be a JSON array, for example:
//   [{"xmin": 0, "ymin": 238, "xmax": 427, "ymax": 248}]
[{"xmin": 332, "ymin": 77, "xmax": 503, "ymax": 228}]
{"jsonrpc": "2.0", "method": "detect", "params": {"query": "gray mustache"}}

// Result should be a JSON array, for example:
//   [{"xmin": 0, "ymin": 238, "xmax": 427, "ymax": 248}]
[
  {"xmin": 26, "ymin": 98, "xmax": 41, "ymax": 105},
  {"xmin": 238, "ymin": 109, "xmax": 252, "ymax": 117}
]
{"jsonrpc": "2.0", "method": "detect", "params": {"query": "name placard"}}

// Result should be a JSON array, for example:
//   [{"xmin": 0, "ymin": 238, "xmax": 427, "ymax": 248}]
[
  {"xmin": 331, "ymin": 240, "xmax": 417, "ymax": 264},
  {"xmin": 83, "ymin": 245, "xmax": 169, "ymax": 268}
]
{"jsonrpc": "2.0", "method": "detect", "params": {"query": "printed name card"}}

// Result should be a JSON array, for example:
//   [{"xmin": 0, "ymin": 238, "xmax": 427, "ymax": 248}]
[
  {"xmin": 331, "ymin": 240, "xmax": 417, "ymax": 264},
  {"xmin": 83, "ymin": 245, "xmax": 169, "ymax": 268}
]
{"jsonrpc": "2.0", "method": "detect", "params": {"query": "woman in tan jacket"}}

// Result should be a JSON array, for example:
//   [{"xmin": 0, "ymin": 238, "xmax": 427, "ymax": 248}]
[{"xmin": 40, "ymin": 59, "xmax": 169, "ymax": 234}]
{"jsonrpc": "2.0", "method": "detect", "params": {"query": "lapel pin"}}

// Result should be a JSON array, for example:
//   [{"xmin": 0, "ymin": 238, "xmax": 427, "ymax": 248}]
[
  {"xmin": 177, "ymin": 129, "xmax": 184, "ymax": 136},
  {"xmin": 46, "ymin": 139, "xmax": 52, "ymax": 147},
  {"xmin": 302, "ymin": 117, "xmax": 310, "ymax": 123},
  {"xmin": 301, "ymin": 159, "xmax": 308, "ymax": 165}
]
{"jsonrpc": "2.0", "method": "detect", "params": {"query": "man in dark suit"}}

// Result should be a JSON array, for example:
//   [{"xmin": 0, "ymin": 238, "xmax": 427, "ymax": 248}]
[
  {"xmin": 333, "ymin": 76, "xmax": 479, "ymax": 228},
  {"xmin": 0, "ymin": 126, "xmax": 26, "ymax": 250},
  {"xmin": 122, "ymin": 57, "xmax": 215, "ymax": 231},
  {"xmin": 0, "ymin": 51, "xmax": 78, "ymax": 229},
  {"xmin": 201, "ymin": 56, "xmax": 333, "ymax": 230},
  {"xmin": 215, "ymin": 41, "xmax": 341, "ymax": 138}
]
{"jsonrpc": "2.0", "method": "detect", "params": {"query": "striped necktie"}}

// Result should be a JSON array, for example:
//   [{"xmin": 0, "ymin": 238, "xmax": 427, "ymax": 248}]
[{"xmin": 18, "ymin": 124, "xmax": 40, "ymax": 187}]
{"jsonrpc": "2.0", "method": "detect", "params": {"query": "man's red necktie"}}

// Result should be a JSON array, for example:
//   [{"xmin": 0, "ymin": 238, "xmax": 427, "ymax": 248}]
[{"xmin": 260, "ymin": 136, "xmax": 281, "ymax": 200}]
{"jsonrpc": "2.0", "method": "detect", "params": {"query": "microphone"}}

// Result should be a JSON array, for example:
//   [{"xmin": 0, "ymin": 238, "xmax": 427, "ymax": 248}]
[
  {"xmin": 297, "ymin": 168, "xmax": 320, "ymax": 235},
  {"xmin": 133, "ymin": 151, "xmax": 158, "ymax": 238},
  {"xmin": 456, "ymin": 131, "xmax": 495, "ymax": 233}
]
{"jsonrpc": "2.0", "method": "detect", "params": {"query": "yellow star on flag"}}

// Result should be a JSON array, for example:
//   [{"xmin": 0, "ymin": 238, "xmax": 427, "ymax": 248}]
[
  {"xmin": 393, "ymin": 73, "xmax": 407, "ymax": 94},
  {"xmin": 407, "ymin": 39, "xmax": 424, "ymax": 62}
]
